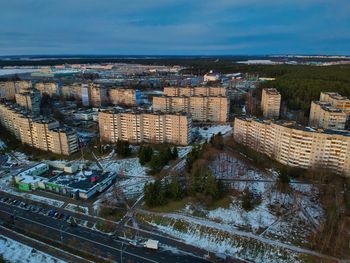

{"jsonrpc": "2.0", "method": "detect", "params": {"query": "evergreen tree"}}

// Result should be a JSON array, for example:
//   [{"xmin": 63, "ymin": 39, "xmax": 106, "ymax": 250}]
[
  {"xmin": 116, "ymin": 140, "xmax": 131, "ymax": 157},
  {"xmin": 170, "ymin": 177, "xmax": 181, "ymax": 200},
  {"xmin": 206, "ymin": 173, "xmax": 218, "ymax": 199},
  {"xmin": 172, "ymin": 147, "xmax": 178, "ymax": 159}
]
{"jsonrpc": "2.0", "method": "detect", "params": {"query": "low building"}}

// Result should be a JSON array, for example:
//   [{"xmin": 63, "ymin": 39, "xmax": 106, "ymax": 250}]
[
  {"xmin": 14, "ymin": 163, "xmax": 49, "ymax": 191},
  {"xmin": 234, "ymin": 116, "xmax": 350, "ymax": 177},
  {"xmin": 14, "ymin": 164, "xmax": 116, "ymax": 199},
  {"xmin": 99, "ymin": 110, "xmax": 192, "ymax": 145}
]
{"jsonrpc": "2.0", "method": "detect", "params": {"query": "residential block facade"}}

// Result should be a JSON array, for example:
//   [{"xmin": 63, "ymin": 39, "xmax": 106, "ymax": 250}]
[
  {"xmin": 99, "ymin": 110, "xmax": 191, "ymax": 145},
  {"xmin": 0, "ymin": 102, "xmax": 78, "ymax": 155},
  {"xmin": 109, "ymin": 88, "xmax": 139, "ymax": 106},
  {"xmin": 153, "ymin": 95, "xmax": 229, "ymax": 122},
  {"xmin": 163, "ymin": 86, "xmax": 227, "ymax": 97},
  {"xmin": 309, "ymin": 101, "xmax": 347, "ymax": 130},
  {"xmin": 261, "ymin": 88, "xmax": 281, "ymax": 119},
  {"xmin": 234, "ymin": 116, "xmax": 350, "ymax": 177},
  {"xmin": 15, "ymin": 89, "xmax": 41, "ymax": 114}
]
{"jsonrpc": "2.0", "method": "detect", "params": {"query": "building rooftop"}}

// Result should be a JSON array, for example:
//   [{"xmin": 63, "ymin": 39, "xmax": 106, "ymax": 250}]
[
  {"xmin": 48, "ymin": 170, "xmax": 113, "ymax": 191},
  {"xmin": 322, "ymin": 92, "xmax": 350, "ymax": 101},
  {"xmin": 314, "ymin": 101, "xmax": 344, "ymax": 113},
  {"xmin": 263, "ymin": 88, "xmax": 280, "ymax": 95},
  {"xmin": 237, "ymin": 116, "xmax": 350, "ymax": 137}
]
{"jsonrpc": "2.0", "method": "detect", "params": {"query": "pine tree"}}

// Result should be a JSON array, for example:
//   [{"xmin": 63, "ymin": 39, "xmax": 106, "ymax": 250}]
[
  {"xmin": 172, "ymin": 147, "xmax": 178, "ymax": 159},
  {"xmin": 170, "ymin": 177, "xmax": 181, "ymax": 200}
]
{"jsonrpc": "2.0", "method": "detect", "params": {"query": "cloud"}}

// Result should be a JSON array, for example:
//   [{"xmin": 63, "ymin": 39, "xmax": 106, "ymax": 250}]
[{"xmin": 0, "ymin": 0, "xmax": 349, "ymax": 55}]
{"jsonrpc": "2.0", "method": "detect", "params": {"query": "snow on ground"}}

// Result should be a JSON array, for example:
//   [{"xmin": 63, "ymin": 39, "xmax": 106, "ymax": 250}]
[
  {"xmin": 93, "ymin": 157, "xmax": 153, "ymax": 211},
  {"xmin": 65, "ymin": 203, "xmax": 89, "ymax": 215},
  {"xmin": 0, "ymin": 235, "xmax": 65, "ymax": 263},
  {"xmin": 140, "ymin": 152, "xmax": 325, "ymax": 262},
  {"xmin": 194, "ymin": 125, "xmax": 232, "ymax": 141},
  {"xmin": 143, "ymin": 215, "xmax": 302, "ymax": 263},
  {"xmin": 0, "ymin": 139, "xmax": 6, "ymax": 150},
  {"xmin": 177, "ymin": 146, "xmax": 193, "ymax": 158}
]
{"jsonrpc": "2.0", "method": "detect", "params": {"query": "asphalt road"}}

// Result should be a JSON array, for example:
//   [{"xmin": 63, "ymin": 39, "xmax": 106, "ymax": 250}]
[{"xmin": 0, "ymin": 201, "xmax": 211, "ymax": 263}]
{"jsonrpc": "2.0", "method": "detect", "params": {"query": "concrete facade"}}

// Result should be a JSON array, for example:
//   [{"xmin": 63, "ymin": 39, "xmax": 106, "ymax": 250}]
[
  {"xmin": 261, "ymin": 88, "xmax": 281, "ymax": 119},
  {"xmin": 99, "ymin": 110, "xmax": 191, "ymax": 145},
  {"xmin": 153, "ymin": 95, "xmax": 229, "ymax": 122},
  {"xmin": 234, "ymin": 116, "xmax": 350, "ymax": 177}
]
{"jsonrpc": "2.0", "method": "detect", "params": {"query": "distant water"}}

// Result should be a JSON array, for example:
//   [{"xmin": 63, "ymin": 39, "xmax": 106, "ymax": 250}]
[{"xmin": 0, "ymin": 68, "xmax": 39, "ymax": 76}]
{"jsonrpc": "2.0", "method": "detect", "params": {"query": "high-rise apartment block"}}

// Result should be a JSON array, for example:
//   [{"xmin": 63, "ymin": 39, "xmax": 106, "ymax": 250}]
[
  {"xmin": 309, "ymin": 92, "xmax": 350, "ymax": 130},
  {"xmin": 99, "ymin": 110, "xmax": 191, "ymax": 145},
  {"xmin": 163, "ymin": 86, "xmax": 227, "ymax": 97},
  {"xmin": 309, "ymin": 101, "xmax": 347, "ymax": 130},
  {"xmin": 35, "ymin": 82, "xmax": 59, "ymax": 96},
  {"xmin": 61, "ymin": 84, "xmax": 83, "ymax": 99},
  {"xmin": 89, "ymin": 84, "xmax": 108, "ymax": 107},
  {"xmin": 109, "ymin": 88, "xmax": 140, "ymax": 106},
  {"xmin": 14, "ymin": 80, "xmax": 32, "ymax": 92},
  {"xmin": 234, "ymin": 116, "xmax": 350, "ymax": 177},
  {"xmin": 153, "ymin": 95, "xmax": 229, "ymax": 122},
  {"xmin": 261, "ymin": 88, "xmax": 281, "ymax": 119},
  {"xmin": 320, "ymin": 92, "xmax": 350, "ymax": 115},
  {"xmin": 15, "ymin": 89, "xmax": 41, "ymax": 114},
  {"xmin": 0, "ymin": 102, "xmax": 78, "ymax": 155},
  {"xmin": 0, "ymin": 81, "xmax": 16, "ymax": 100}
]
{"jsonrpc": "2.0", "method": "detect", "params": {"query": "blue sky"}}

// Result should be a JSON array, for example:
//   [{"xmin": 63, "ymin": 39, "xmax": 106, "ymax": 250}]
[{"xmin": 0, "ymin": 0, "xmax": 349, "ymax": 55}]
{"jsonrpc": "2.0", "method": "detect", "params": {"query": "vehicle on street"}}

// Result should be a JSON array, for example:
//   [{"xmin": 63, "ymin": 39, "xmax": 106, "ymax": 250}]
[{"xmin": 144, "ymin": 239, "xmax": 159, "ymax": 250}]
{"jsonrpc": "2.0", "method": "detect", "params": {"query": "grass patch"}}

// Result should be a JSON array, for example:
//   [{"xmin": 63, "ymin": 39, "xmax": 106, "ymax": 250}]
[
  {"xmin": 207, "ymin": 196, "xmax": 232, "ymax": 210},
  {"xmin": 98, "ymin": 206, "xmax": 125, "ymax": 222},
  {"xmin": 145, "ymin": 197, "xmax": 192, "ymax": 213}
]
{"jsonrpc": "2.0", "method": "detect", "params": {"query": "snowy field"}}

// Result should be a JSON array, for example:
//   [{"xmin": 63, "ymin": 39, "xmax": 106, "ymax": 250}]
[
  {"xmin": 93, "ymin": 157, "xmax": 153, "ymax": 212},
  {"xmin": 0, "ymin": 235, "xmax": 65, "ymax": 263},
  {"xmin": 193, "ymin": 125, "xmax": 232, "ymax": 141},
  {"xmin": 65, "ymin": 203, "xmax": 89, "ymax": 215},
  {"xmin": 139, "ymin": 153, "xmax": 325, "ymax": 262},
  {"xmin": 0, "ymin": 139, "xmax": 6, "ymax": 150}
]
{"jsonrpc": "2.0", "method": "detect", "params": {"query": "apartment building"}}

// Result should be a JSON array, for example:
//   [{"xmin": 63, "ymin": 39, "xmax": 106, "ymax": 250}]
[
  {"xmin": 320, "ymin": 92, "xmax": 350, "ymax": 115},
  {"xmin": 153, "ymin": 95, "xmax": 229, "ymax": 122},
  {"xmin": 0, "ymin": 81, "xmax": 16, "ymax": 100},
  {"xmin": 309, "ymin": 101, "xmax": 347, "ymax": 130},
  {"xmin": 261, "ymin": 88, "xmax": 281, "ymax": 119},
  {"xmin": 109, "ymin": 88, "xmax": 140, "ymax": 106},
  {"xmin": 0, "ymin": 102, "xmax": 78, "ymax": 155},
  {"xmin": 99, "ymin": 110, "xmax": 191, "ymax": 145},
  {"xmin": 164, "ymin": 86, "xmax": 227, "ymax": 97},
  {"xmin": 89, "ymin": 84, "xmax": 108, "ymax": 107},
  {"xmin": 61, "ymin": 84, "xmax": 82, "ymax": 99},
  {"xmin": 15, "ymin": 89, "xmax": 41, "ymax": 114},
  {"xmin": 14, "ymin": 80, "xmax": 32, "ymax": 92},
  {"xmin": 234, "ymin": 116, "xmax": 350, "ymax": 177},
  {"xmin": 35, "ymin": 82, "xmax": 59, "ymax": 96}
]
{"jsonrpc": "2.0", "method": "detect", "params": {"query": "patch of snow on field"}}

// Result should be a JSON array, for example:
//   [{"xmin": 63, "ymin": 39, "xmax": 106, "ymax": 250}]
[
  {"xmin": 0, "ymin": 235, "xmax": 65, "ymax": 263},
  {"xmin": 0, "ymin": 139, "xmax": 6, "ymax": 150},
  {"xmin": 65, "ymin": 203, "xmax": 89, "ymax": 215},
  {"xmin": 194, "ymin": 125, "xmax": 232, "ymax": 141},
  {"xmin": 208, "ymin": 199, "xmax": 277, "ymax": 231},
  {"xmin": 177, "ymin": 146, "xmax": 192, "ymax": 158},
  {"xmin": 147, "ymin": 220, "xmax": 301, "ymax": 263}
]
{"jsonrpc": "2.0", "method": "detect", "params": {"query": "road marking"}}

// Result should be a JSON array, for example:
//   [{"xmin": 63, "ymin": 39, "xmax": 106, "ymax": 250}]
[{"xmin": 0, "ymin": 209, "xmax": 158, "ymax": 263}]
